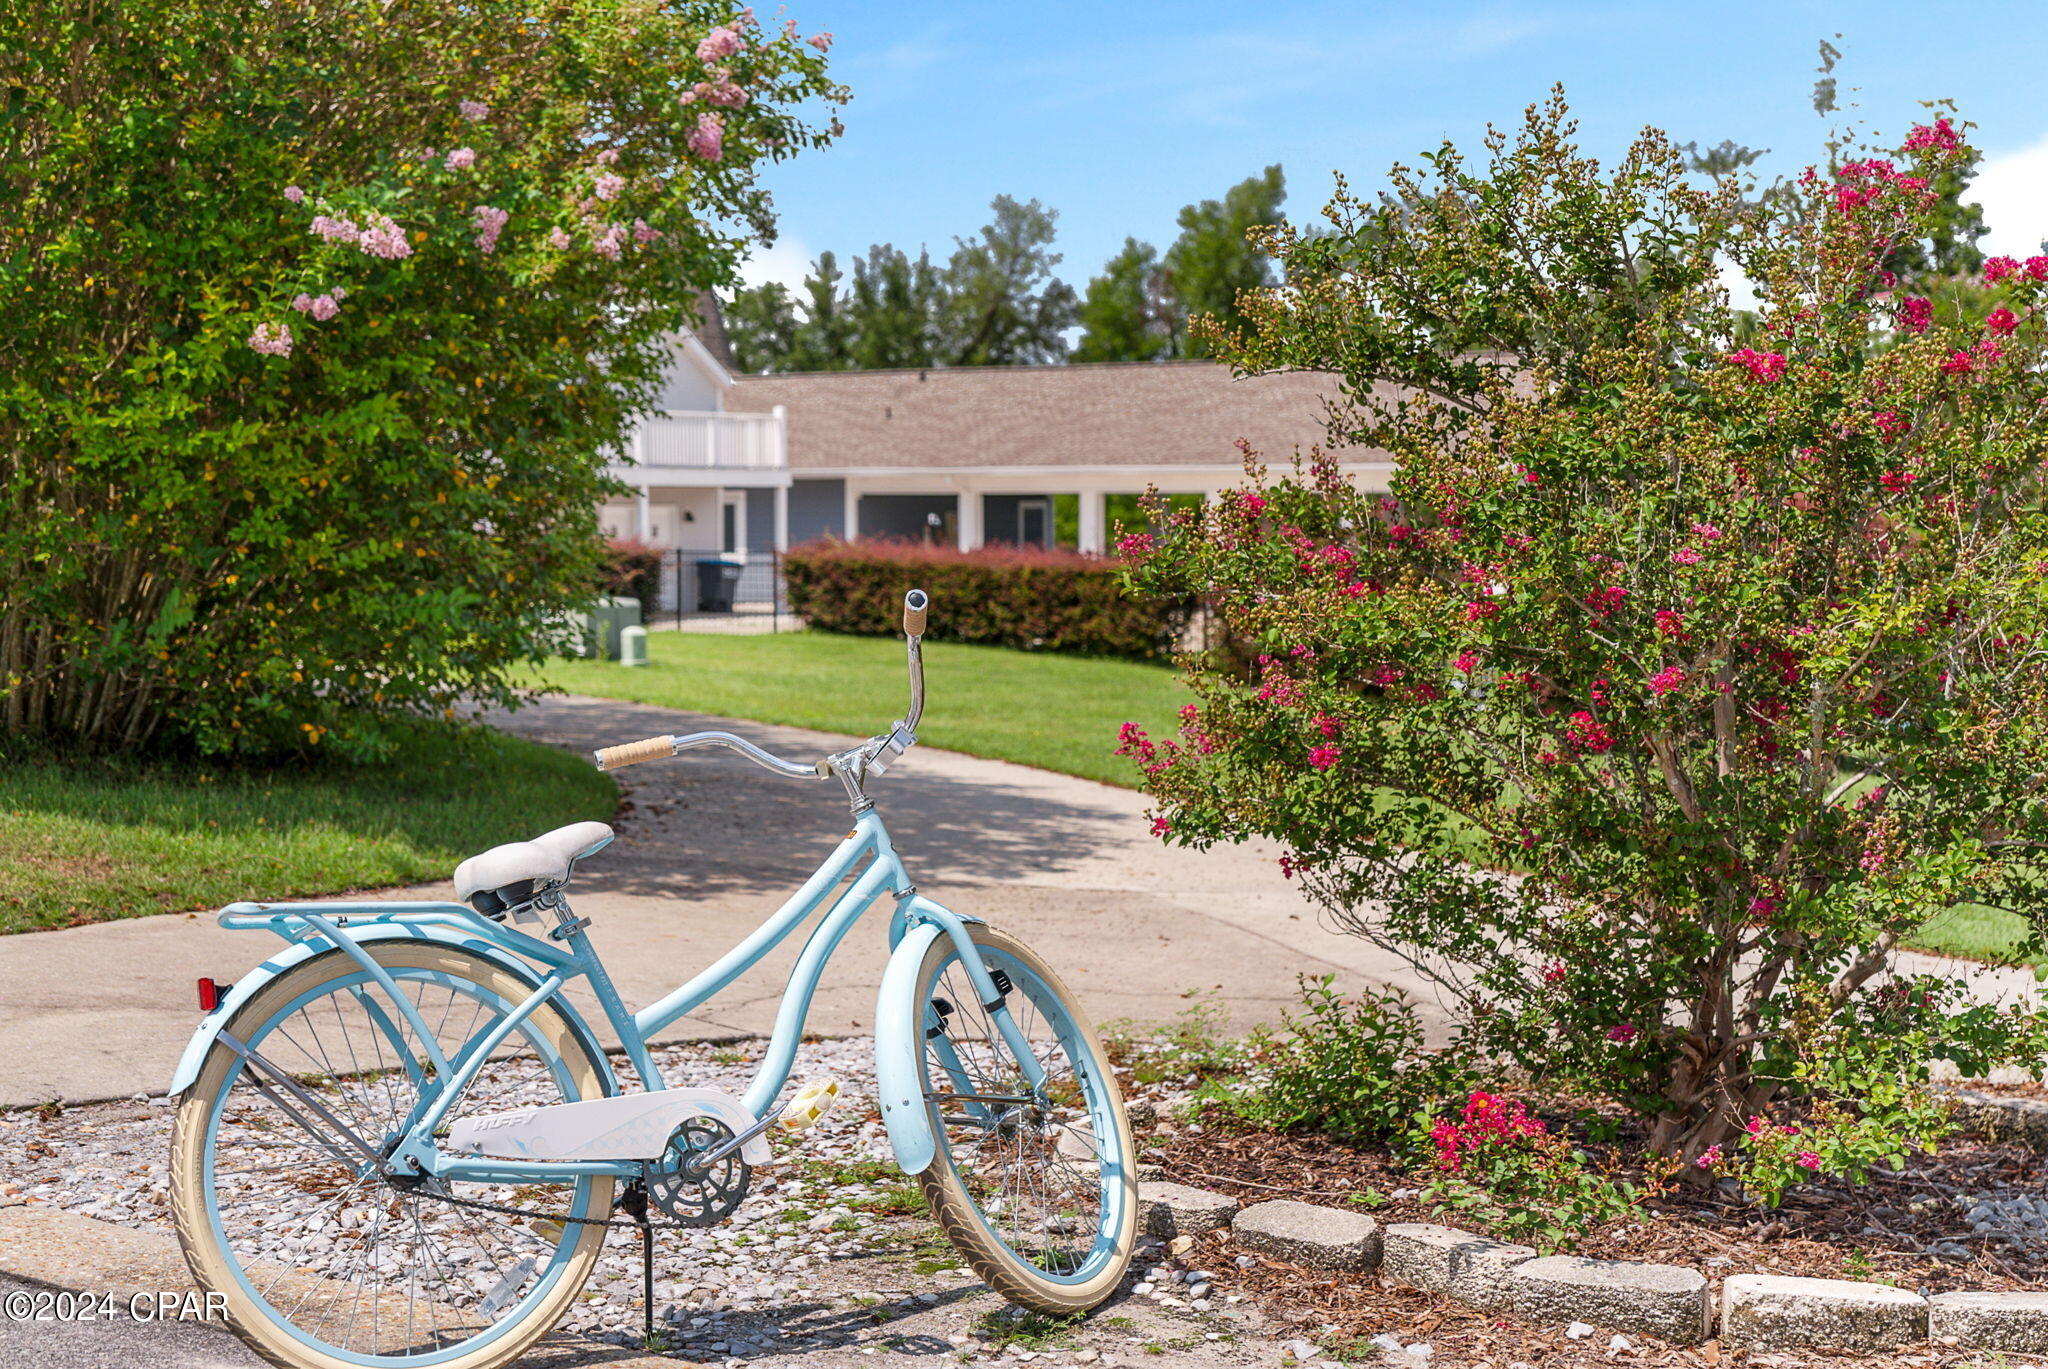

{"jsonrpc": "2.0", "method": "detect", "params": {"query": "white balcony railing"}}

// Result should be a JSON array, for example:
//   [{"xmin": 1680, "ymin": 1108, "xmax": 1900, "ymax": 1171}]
[{"xmin": 626, "ymin": 408, "xmax": 786, "ymax": 472}]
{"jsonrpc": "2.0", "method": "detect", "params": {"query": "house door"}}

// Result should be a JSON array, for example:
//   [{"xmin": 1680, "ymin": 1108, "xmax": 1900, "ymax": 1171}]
[
  {"xmin": 720, "ymin": 493, "xmax": 744, "ymax": 557},
  {"xmin": 1017, "ymin": 498, "xmax": 1052, "ymax": 548}
]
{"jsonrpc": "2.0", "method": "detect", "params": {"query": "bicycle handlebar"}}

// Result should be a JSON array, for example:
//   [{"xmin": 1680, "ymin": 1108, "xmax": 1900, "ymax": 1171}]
[{"xmin": 590, "ymin": 587, "xmax": 931, "ymax": 786}]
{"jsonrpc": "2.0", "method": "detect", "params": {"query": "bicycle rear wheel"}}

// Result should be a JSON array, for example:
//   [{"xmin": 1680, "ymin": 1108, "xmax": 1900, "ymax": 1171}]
[
  {"xmin": 170, "ymin": 941, "xmax": 613, "ymax": 1369},
  {"xmin": 905, "ymin": 924, "xmax": 1137, "ymax": 1313}
]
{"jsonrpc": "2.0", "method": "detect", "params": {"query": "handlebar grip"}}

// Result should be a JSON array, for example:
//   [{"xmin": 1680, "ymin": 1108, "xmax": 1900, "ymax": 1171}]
[
  {"xmin": 592, "ymin": 735, "xmax": 675, "ymax": 772},
  {"xmin": 903, "ymin": 588, "xmax": 928, "ymax": 637}
]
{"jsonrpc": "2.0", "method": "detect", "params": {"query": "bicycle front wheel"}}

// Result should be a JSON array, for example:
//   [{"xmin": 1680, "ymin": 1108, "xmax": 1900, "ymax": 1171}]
[
  {"xmin": 170, "ymin": 941, "xmax": 614, "ymax": 1369},
  {"xmin": 906, "ymin": 923, "xmax": 1137, "ymax": 1313}
]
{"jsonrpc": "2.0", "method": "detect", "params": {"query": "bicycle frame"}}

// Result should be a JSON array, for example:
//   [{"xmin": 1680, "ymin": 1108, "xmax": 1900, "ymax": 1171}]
[{"xmin": 187, "ymin": 804, "xmax": 1031, "ymax": 1188}]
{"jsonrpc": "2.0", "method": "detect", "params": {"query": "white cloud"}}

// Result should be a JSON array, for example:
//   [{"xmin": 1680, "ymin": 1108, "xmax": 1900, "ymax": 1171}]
[
  {"xmin": 734, "ymin": 234, "xmax": 814, "ymax": 296},
  {"xmin": 1971, "ymin": 134, "xmax": 2048, "ymax": 259}
]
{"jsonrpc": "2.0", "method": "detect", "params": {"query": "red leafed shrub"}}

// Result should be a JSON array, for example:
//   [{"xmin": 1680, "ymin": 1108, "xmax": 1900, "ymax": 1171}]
[
  {"xmin": 599, "ymin": 538, "xmax": 664, "ymax": 619},
  {"xmin": 783, "ymin": 538, "xmax": 1189, "ymax": 659}
]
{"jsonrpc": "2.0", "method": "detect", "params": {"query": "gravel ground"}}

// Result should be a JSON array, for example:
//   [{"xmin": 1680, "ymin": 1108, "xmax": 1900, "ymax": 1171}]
[{"xmin": 0, "ymin": 1038, "xmax": 1275, "ymax": 1368}]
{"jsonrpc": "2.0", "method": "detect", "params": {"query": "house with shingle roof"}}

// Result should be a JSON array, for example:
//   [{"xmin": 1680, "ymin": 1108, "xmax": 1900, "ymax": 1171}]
[{"xmin": 597, "ymin": 304, "xmax": 1393, "ymax": 593}]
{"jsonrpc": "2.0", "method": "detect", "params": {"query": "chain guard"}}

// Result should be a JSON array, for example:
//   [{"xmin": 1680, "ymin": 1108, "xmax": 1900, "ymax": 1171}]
[{"xmin": 643, "ymin": 1117, "xmax": 750, "ymax": 1227}]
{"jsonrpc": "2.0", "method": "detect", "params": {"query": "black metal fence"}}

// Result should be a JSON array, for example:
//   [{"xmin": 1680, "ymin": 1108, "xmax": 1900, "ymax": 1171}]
[{"xmin": 658, "ymin": 549, "xmax": 788, "ymax": 628}]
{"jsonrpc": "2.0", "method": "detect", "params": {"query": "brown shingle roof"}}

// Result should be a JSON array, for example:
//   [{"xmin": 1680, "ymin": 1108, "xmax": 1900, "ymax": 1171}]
[{"xmin": 725, "ymin": 360, "xmax": 1382, "ymax": 470}]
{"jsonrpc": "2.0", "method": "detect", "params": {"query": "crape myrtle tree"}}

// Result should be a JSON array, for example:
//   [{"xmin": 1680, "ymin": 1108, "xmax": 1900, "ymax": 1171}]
[
  {"xmin": 0, "ymin": 0, "xmax": 840, "ymax": 756},
  {"xmin": 1120, "ymin": 92, "xmax": 2048, "ymax": 1165}
]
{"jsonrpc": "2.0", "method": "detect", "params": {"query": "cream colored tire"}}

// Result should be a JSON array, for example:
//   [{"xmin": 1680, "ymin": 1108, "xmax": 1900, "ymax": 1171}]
[
  {"xmin": 170, "ymin": 942, "xmax": 614, "ymax": 1369},
  {"xmin": 910, "ymin": 924, "xmax": 1138, "ymax": 1314}
]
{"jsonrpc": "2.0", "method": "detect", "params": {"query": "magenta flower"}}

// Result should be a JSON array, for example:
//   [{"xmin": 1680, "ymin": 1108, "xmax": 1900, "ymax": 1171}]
[
  {"xmin": 1149, "ymin": 817, "xmax": 1171, "ymax": 838},
  {"xmin": 1897, "ymin": 296, "xmax": 1933, "ymax": 334},
  {"xmin": 1988, "ymin": 306, "xmax": 2020, "ymax": 337},
  {"xmin": 1985, "ymin": 255, "xmax": 2021, "ymax": 285},
  {"xmin": 1454, "ymin": 650, "xmax": 1477, "ymax": 674},
  {"xmin": 283, "ymin": 185, "xmax": 304, "ymax": 204},
  {"xmin": 1117, "ymin": 532, "xmax": 1155, "ymax": 558},
  {"xmin": 1726, "ymin": 347, "xmax": 1787, "ymax": 383},
  {"xmin": 1748, "ymin": 895, "xmax": 1779, "ymax": 918},
  {"xmin": 1648, "ymin": 666, "xmax": 1686, "ymax": 696},
  {"xmin": 445, "ymin": 147, "xmax": 477, "ymax": 171},
  {"xmin": 247, "ymin": 321, "xmax": 293, "ymax": 357},
  {"xmin": 459, "ymin": 99, "xmax": 490, "ymax": 123},
  {"xmin": 1672, "ymin": 547, "xmax": 1702, "ymax": 566},
  {"xmin": 1307, "ymin": 744, "xmax": 1341, "ymax": 770},
  {"xmin": 1903, "ymin": 117, "xmax": 1961, "ymax": 152},
  {"xmin": 686, "ymin": 112, "xmax": 725, "ymax": 161},
  {"xmin": 1795, "ymin": 1150, "xmax": 1821, "ymax": 1170},
  {"xmin": 1695, "ymin": 1144, "xmax": 1723, "ymax": 1169},
  {"xmin": 1606, "ymin": 1023, "xmax": 1638, "ymax": 1044}
]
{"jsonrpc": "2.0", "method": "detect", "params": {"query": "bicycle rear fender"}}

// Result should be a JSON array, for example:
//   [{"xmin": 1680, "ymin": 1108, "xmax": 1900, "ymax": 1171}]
[{"xmin": 167, "ymin": 921, "xmax": 618, "ymax": 1098}]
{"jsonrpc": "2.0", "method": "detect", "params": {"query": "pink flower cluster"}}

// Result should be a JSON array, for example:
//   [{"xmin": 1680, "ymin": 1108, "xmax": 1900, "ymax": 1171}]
[
  {"xmin": 1307, "ymin": 744, "xmax": 1342, "ymax": 771},
  {"xmin": 1904, "ymin": 117, "xmax": 1962, "ymax": 153},
  {"xmin": 1648, "ymin": 666, "xmax": 1686, "ymax": 696},
  {"xmin": 472, "ymin": 205, "xmax": 509, "ymax": 254},
  {"xmin": 247, "ymin": 321, "xmax": 293, "ymax": 356},
  {"xmin": 1429, "ymin": 1091, "xmax": 1546, "ymax": 1173},
  {"xmin": 633, "ymin": 218, "xmax": 662, "ymax": 244},
  {"xmin": 808, "ymin": 30, "xmax": 832, "ymax": 51},
  {"xmin": 311, "ymin": 213, "xmax": 411, "ymax": 261},
  {"xmin": 1988, "ymin": 306, "xmax": 2020, "ymax": 336},
  {"xmin": 1564, "ymin": 710, "xmax": 1613, "ymax": 753},
  {"xmin": 594, "ymin": 172, "xmax": 625, "ymax": 202},
  {"xmin": 697, "ymin": 25, "xmax": 744, "ymax": 61},
  {"xmin": 1726, "ymin": 348, "xmax": 1787, "ymax": 383},
  {"xmin": 1654, "ymin": 609, "xmax": 1685, "ymax": 636},
  {"xmin": 290, "ymin": 291, "xmax": 341, "ymax": 321},
  {"xmin": 687, "ymin": 112, "xmax": 725, "ymax": 161},
  {"xmin": 283, "ymin": 184, "xmax": 304, "ymax": 204},
  {"xmin": 1984, "ymin": 255, "xmax": 2048, "ymax": 286},
  {"xmin": 1606, "ymin": 1022, "xmax": 1639, "ymax": 1044},
  {"xmin": 445, "ymin": 147, "xmax": 477, "ymax": 171}
]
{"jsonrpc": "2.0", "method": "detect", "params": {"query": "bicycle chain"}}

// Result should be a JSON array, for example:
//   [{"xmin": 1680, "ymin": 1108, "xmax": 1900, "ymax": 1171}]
[{"xmin": 403, "ymin": 1181, "xmax": 708, "ymax": 1231}]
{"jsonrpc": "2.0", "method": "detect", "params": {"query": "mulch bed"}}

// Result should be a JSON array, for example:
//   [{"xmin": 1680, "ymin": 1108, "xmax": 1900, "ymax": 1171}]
[{"xmin": 1131, "ymin": 1097, "xmax": 2048, "ymax": 1367}]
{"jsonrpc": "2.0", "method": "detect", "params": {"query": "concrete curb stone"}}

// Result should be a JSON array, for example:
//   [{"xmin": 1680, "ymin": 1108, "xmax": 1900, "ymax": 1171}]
[
  {"xmin": 1507, "ymin": 1255, "xmax": 1709, "ymax": 1345},
  {"xmin": 1928, "ymin": 1290, "xmax": 2048, "ymax": 1354},
  {"xmin": 1380, "ymin": 1222, "xmax": 1537, "ymax": 1312},
  {"xmin": 1136, "ymin": 1181, "xmax": 1237, "ymax": 1239},
  {"xmin": 1722, "ymin": 1273, "xmax": 1927, "ymax": 1351},
  {"xmin": 1231, "ymin": 1200, "xmax": 1381, "ymax": 1271}
]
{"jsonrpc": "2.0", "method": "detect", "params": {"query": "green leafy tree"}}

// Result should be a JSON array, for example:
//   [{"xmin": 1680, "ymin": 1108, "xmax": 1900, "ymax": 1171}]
[
  {"xmin": 940, "ymin": 195, "xmax": 1078, "ymax": 365},
  {"xmin": 780, "ymin": 250, "xmax": 857, "ymax": 371},
  {"xmin": 1163, "ymin": 164, "xmax": 1286, "ymax": 357},
  {"xmin": 1122, "ymin": 92, "xmax": 2048, "ymax": 1164},
  {"xmin": 0, "ymin": 0, "xmax": 840, "ymax": 755},
  {"xmin": 1074, "ymin": 237, "xmax": 1174, "ymax": 363},
  {"xmin": 725, "ymin": 280, "xmax": 800, "ymax": 374},
  {"xmin": 847, "ymin": 244, "xmax": 945, "ymax": 369}
]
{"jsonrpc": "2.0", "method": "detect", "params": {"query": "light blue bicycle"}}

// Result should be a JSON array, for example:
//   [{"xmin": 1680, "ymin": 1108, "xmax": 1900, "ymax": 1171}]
[{"xmin": 166, "ymin": 590, "xmax": 1137, "ymax": 1369}]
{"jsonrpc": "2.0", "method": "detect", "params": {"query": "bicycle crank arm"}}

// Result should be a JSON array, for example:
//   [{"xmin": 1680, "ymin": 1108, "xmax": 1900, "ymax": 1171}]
[{"xmin": 215, "ymin": 1027, "xmax": 390, "ymax": 1172}]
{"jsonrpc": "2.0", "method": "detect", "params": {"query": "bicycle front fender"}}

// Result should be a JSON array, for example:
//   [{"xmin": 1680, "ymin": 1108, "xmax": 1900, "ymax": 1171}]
[
  {"xmin": 167, "ymin": 922, "xmax": 618, "ymax": 1098},
  {"xmin": 874, "ymin": 917, "xmax": 948, "ymax": 1176}
]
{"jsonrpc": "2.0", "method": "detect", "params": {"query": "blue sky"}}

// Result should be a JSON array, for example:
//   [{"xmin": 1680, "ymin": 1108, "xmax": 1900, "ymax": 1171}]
[{"xmin": 740, "ymin": 1, "xmax": 2048, "ymax": 295}]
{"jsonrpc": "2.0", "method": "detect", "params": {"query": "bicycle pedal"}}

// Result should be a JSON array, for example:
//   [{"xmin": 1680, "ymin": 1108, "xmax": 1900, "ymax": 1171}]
[{"xmin": 777, "ymin": 1077, "xmax": 841, "ymax": 1132}]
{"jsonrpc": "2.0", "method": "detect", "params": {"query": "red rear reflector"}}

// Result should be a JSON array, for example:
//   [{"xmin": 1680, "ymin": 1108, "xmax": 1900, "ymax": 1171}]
[{"xmin": 197, "ymin": 978, "xmax": 223, "ymax": 1012}]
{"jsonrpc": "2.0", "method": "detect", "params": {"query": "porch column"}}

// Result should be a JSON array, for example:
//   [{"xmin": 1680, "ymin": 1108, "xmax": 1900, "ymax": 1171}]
[
  {"xmin": 636, "ymin": 487, "xmax": 651, "ymax": 541},
  {"xmin": 1077, "ymin": 488, "xmax": 1107, "ymax": 554},
  {"xmin": 773, "ymin": 483, "xmax": 790, "ymax": 552},
  {"xmin": 956, "ymin": 486, "xmax": 982, "ymax": 551},
  {"xmin": 842, "ymin": 482, "xmax": 860, "ymax": 541}
]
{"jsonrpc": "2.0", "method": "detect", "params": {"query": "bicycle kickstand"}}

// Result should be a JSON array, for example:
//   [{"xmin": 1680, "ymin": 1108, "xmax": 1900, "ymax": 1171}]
[{"xmin": 619, "ymin": 1184, "xmax": 657, "ymax": 1349}]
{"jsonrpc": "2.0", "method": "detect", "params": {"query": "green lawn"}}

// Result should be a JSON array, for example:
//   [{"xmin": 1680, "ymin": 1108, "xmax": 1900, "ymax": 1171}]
[
  {"xmin": 0, "ymin": 724, "xmax": 615, "ymax": 934},
  {"xmin": 531, "ymin": 630, "xmax": 1187, "ymax": 787}
]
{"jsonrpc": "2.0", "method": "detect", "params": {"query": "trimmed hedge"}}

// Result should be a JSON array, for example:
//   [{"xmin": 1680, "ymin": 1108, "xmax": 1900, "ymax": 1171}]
[{"xmin": 783, "ymin": 539, "xmax": 1189, "ymax": 660}]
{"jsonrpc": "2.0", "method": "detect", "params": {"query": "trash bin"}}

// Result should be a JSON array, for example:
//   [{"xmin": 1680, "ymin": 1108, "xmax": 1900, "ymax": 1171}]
[{"xmin": 695, "ymin": 559, "xmax": 743, "ymax": 613}]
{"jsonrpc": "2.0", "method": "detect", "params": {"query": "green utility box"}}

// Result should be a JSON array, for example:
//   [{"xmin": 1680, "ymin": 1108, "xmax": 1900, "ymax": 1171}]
[{"xmin": 584, "ymin": 595, "xmax": 643, "ymax": 661}]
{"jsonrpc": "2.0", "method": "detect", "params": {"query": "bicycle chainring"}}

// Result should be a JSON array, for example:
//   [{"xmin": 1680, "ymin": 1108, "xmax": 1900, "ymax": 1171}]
[{"xmin": 644, "ymin": 1117, "xmax": 750, "ymax": 1227}]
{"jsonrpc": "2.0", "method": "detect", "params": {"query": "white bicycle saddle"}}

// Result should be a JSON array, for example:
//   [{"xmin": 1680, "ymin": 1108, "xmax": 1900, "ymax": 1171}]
[{"xmin": 454, "ymin": 821, "xmax": 614, "ymax": 915}]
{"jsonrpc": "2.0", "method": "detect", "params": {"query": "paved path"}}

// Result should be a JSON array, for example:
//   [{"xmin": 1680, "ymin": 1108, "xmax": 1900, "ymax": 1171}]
[{"xmin": 0, "ymin": 695, "xmax": 1446, "ymax": 1107}]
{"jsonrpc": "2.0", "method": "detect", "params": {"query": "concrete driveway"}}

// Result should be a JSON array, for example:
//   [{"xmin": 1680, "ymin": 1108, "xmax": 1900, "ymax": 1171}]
[{"xmin": 0, "ymin": 695, "xmax": 1445, "ymax": 1106}]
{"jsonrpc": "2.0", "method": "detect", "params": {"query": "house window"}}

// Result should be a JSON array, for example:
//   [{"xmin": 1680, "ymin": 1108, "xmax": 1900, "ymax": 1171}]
[{"xmin": 1017, "ymin": 498, "xmax": 1051, "ymax": 547}]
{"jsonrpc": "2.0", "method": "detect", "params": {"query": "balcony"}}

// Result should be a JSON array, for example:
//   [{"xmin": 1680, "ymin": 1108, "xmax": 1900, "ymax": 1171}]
[{"xmin": 614, "ymin": 408, "xmax": 787, "ymax": 483}]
